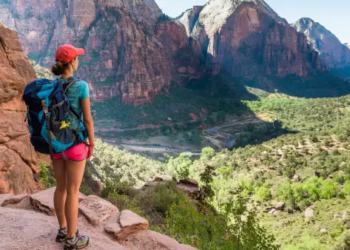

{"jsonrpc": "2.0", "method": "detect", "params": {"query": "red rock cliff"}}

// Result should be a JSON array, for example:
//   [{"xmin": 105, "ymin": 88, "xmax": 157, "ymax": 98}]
[
  {"xmin": 0, "ymin": 0, "xmax": 199, "ymax": 105},
  {"xmin": 0, "ymin": 0, "xmax": 326, "ymax": 104},
  {"xmin": 178, "ymin": 0, "xmax": 324, "ymax": 78},
  {"xmin": 0, "ymin": 22, "xmax": 38, "ymax": 194}
]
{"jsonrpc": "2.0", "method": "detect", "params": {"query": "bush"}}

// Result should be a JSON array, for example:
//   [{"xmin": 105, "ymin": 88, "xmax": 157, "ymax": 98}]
[
  {"xmin": 277, "ymin": 177, "xmax": 341, "ymax": 210},
  {"xmin": 319, "ymin": 180, "xmax": 339, "ymax": 199},
  {"xmin": 343, "ymin": 181, "xmax": 350, "ymax": 195},
  {"xmin": 277, "ymin": 183, "xmax": 297, "ymax": 210},
  {"xmin": 255, "ymin": 186, "xmax": 271, "ymax": 202},
  {"xmin": 165, "ymin": 197, "xmax": 279, "ymax": 250},
  {"xmin": 39, "ymin": 163, "xmax": 55, "ymax": 189},
  {"xmin": 150, "ymin": 183, "xmax": 187, "ymax": 215},
  {"xmin": 167, "ymin": 153, "xmax": 192, "ymax": 181}
]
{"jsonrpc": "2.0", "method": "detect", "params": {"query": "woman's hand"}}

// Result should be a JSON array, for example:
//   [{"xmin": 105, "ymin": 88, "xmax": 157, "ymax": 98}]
[
  {"xmin": 87, "ymin": 143, "xmax": 94, "ymax": 160},
  {"xmin": 82, "ymin": 97, "xmax": 95, "ymax": 161}
]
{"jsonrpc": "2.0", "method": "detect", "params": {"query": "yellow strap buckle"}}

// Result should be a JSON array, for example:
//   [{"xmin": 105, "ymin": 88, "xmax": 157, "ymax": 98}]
[{"xmin": 60, "ymin": 121, "xmax": 70, "ymax": 129}]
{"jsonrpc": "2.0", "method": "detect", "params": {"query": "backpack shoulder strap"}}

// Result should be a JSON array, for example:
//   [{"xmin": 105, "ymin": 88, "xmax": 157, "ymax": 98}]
[
  {"xmin": 63, "ymin": 78, "xmax": 79, "ymax": 94},
  {"xmin": 61, "ymin": 78, "xmax": 81, "ymax": 120}
]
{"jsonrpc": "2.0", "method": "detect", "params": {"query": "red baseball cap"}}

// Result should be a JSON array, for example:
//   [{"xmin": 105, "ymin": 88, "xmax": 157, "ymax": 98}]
[{"xmin": 55, "ymin": 44, "xmax": 85, "ymax": 63}]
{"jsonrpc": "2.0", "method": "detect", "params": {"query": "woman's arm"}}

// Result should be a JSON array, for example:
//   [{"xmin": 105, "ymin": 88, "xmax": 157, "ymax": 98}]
[{"xmin": 81, "ymin": 98, "xmax": 95, "ymax": 160}]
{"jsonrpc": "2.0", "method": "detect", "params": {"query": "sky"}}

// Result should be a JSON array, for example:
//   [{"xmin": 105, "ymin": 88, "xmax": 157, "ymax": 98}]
[{"xmin": 155, "ymin": 0, "xmax": 350, "ymax": 44}]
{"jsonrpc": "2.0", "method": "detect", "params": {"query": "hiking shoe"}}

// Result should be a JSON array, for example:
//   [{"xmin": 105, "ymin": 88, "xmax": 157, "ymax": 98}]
[
  {"xmin": 56, "ymin": 228, "xmax": 79, "ymax": 243},
  {"xmin": 64, "ymin": 234, "xmax": 90, "ymax": 250}
]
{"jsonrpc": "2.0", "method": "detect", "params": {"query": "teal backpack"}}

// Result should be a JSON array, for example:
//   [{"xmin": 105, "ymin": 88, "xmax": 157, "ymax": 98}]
[{"xmin": 23, "ymin": 77, "xmax": 88, "ymax": 159}]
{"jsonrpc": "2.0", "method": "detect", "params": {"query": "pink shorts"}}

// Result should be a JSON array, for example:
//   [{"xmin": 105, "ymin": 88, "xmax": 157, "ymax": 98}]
[{"xmin": 53, "ymin": 143, "xmax": 89, "ymax": 161}]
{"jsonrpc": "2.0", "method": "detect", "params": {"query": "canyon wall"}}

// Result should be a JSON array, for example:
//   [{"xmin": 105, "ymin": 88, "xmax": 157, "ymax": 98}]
[
  {"xmin": 0, "ymin": 0, "xmax": 332, "ymax": 104},
  {"xmin": 0, "ymin": 0, "xmax": 201, "ymax": 105},
  {"xmin": 0, "ymin": 22, "xmax": 38, "ymax": 194},
  {"xmin": 177, "ymin": 0, "xmax": 324, "ymax": 78}
]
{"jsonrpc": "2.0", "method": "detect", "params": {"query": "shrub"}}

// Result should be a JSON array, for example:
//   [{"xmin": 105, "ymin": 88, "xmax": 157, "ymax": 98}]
[
  {"xmin": 165, "ymin": 197, "xmax": 279, "ymax": 250},
  {"xmin": 319, "ymin": 180, "xmax": 339, "ymax": 199},
  {"xmin": 151, "ymin": 183, "xmax": 187, "ymax": 215},
  {"xmin": 167, "ymin": 153, "xmax": 192, "ymax": 181},
  {"xmin": 343, "ymin": 181, "xmax": 350, "ymax": 195},
  {"xmin": 239, "ymin": 178, "xmax": 254, "ymax": 198},
  {"xmin": 39, "ymin": 163, "xmax": 55, "ymax": 189},
  {"xmin": 107, "ymin": 193, "xmax": 131, "ymax": 211},
  {"xmin": 255, "ymin": 186, "xmax": 271, "ymax": 202},
  {"xmin": 303, "ymin": 177, "xmax": 322, "ymax": 201},
  {"xmin": 277, "ymin": 183, "xmax": 297, "ymax": 210}
]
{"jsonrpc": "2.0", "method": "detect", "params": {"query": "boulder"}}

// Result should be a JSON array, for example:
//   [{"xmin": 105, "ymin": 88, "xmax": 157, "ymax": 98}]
[
  {"xmin": 178, "ymin": 179, "xmax": 199, "ymax": 187},
  {"xmin": 320, "ymin": 228, "xmax": 327, "ymax": 234},
  {"xmin": 287, "ymin": 208, "xmax": 294, "ymax": 214},
  {"xmin": 176, "ymin": 179, "xmax": 200, "ymax": 198},
  {"xmin": 0, "ymin": 194, "xmax": 15, "ymax": 206},
  {"xmin": 105, "ymin": 213, "xmax": 123, "ymax": 236},
  {"xmin": 31, "ymin": 187, "xmax": 86, "ymax": 216},
  {"xmin": 264, "ymin": 207, "xmax": 274, "ymax": 213},
  {"xmin": 119, "ymin": 210, "xmax": 149, "ymax": 229},
  {"xmin": 1, "ymin": 194, "xmax": 28, "ymax": 206},
  {"xmin": 79, "ymin": 195, "xmax": 118, "ymax": 225},
  {"xmin": 342, "ymin": 212, "xmax": 349, "ymax": 222},
  {"xmin": 305, "ymin": 207, "xmax": 314, "ymax": 221},
  {"xmin": 105, "ymin": 210, "xmax": 149, "ymax": 241},
  {"xmin": 268, "ymin": 208, "xmax": 278, "ymax": 217},
  {"xmin": 275, "ymin": 202, "xmax": 285, "ymax": 211},
  {"xmin": 293, "ymin": 174, "xmax": 301, "ymax": 183},
  {"xmin": 144, "ymin": 177, "xmax": 169, "ymax": 188},
  {"xmin": 123, "ymin": 230, "xmax": 198, "ymax": 250}
]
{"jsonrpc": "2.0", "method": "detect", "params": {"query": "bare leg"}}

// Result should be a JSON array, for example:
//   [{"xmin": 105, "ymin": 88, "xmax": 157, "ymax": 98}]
[
  {"xmin": 53, "ymin": 159, "xmax": 67, "ymax": 229},
  {"xmin": 65, "ymin": 159, "xmax": 86, "ymax": 237}
]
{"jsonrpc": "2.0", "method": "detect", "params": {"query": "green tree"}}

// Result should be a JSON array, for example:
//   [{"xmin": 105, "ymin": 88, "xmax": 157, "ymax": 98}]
[{"xmin": 167, "ymin": 153, "xmax": 192, "ymax": 181}]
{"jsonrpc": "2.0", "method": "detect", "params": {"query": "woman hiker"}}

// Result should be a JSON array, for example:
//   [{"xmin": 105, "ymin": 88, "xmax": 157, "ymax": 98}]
[{"xmin": 51, "ymin": 44, "xmax": 94, "ymax": 250}]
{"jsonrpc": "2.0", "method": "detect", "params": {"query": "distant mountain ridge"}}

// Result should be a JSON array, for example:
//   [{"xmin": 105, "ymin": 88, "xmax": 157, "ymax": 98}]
[{"xmin": 292, "ymin": 18, "xmax": 350, "ymax": 72}]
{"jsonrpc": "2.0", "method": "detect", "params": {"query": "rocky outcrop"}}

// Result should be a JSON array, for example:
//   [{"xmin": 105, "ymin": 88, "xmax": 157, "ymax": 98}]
[
  {"xmin": 176, "ymin": 179, "xmax": 200, "ymax": 198},
  {"xmin": 292, "ymin": 18, "xmax": 350, "ymax": 70},
  {"xmin": 79, "ymin": 195, "xmax": 118, "ymax": 226},
  {"xmin": 0, "ymin": 188, "xmax": 197, "ymax": 250},
  {"xmin": 30, "ymin": 187, "xmax": 86, "ymax": 215},
  {"xmin": 177, "ymin": 0, "xmax": 324, "ymax": 78},
  {"xmin": 105, "ymin": 210, "xmax": 149, "ymax": 241},
  {"xmin": 0, "ymin": 22, "xmax": 38, "ymax": 194},
  {"xmin": 0, "ymin": 0, "xmax": 199, "ymax": 105}
]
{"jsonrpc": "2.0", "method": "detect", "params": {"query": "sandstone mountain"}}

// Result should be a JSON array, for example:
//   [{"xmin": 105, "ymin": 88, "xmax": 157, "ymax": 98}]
[
  {"xmin": 0, "ymin": 0, "xmax": 201, "ymax": 105},
  {"xmin": 0, "ymin": 187, "xmax": 197, "ymax": 250},
  {"xmin": 177, "ymin": 0, "xmax": 324, "ymax": 78},
  {"xmin": 292, "ymin": 18, "xmax": 350, "ymax": 71},
  {"xmin": 0, "ymin": 22, "xmax": 39, "ymax": 194},
  {"xmin": 0, "ymin": 0, "xmax": 328, "ymax": 104}
]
